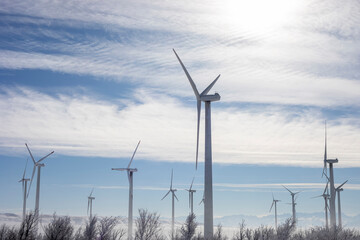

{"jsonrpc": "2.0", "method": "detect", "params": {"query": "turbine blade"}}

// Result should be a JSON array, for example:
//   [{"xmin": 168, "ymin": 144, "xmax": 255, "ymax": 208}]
[
  {"xmin": 196, "ymin": 100, "xmax": 201, "ymax": 169},
  {"xmin": 161, "ymin": 190, "xmax": 171, "ymax": 200},
  {"xmin": 22, "ymin": 158, "xmax": 29, "ymax": 179},
  {"xmin": 322, "ymin": 121, "xmax": 327, "ymax": 178},
  {"xmin": 189, "ymin": 192, "xmax": 191, "ymax": 208},
  {"xmin": 269, "ymin": 201, "xmax": 274, "ymax": 212},
  {"xmin": 174, "ymin": 192, "xmax": 179, "ymax": 201},
  {"xmin": 173, "ymin": 49, "xmax": 200, "ymax": 100},
  {"xmin": 87, "ymin": 199, "xmax": 90, "ymax": 215},
  {"xmin": 323, "ymin": 182, "xmax": 329, "ymax": 195},
  {"xmin": 27, "ymin": 165, "xmax": 36, "ymax": 198},
  {"xmin": 337, "ymin": 180, "xmax": 348, "ymax": 190},
  {"xmin": 112, "ymin": 168, "xmax": 128, "ymax": 171},
  {"xmin": 127, "ymin": 170, "xmax": 130, "ymax": 182},
  {"xmin": 282, "ymin": 185, "xmax": 293, "ymax": 194},
  {"xmin": 170, "ymin": 169, "xmax": 173, "ymax": 189},
  {"xmin": 38, "ymin": 151, "xmax": 54, "ymax": 163},
  {"xmin": 200, "ymin": 74, "xmax": 220, "ymax": 96},
  {"xmin": 128, "ymin": 140, "xmax": 141, "ymax": 168},
  {"xmin": 22, "ymin": 181, "xmax": 25, "ymax": 194},
  {"xmin": 312, "ymin": 195, "xmax": 323, "ymax": 199},
  {"xmin": 25, "ymin": 143, "xmax": 36, "ymax": 164},
  {"xmin": 190, "ymin": 176, "xmax": 195, "ymax": 190},
  {"xmin": 90, "ymin": 188, "xmax": 94, "ymax": 197}
]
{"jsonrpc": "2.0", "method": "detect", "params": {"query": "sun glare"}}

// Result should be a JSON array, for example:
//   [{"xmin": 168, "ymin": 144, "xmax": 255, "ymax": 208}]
[{"xmin": 221, "ymin": 0, "xmax": 304, "ymax": 32}]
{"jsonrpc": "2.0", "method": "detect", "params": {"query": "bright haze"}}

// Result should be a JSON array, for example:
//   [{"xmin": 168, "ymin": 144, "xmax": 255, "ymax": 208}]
[{"xmin": 0, "ymin": 0, "xmax": 360, "ymax": 228}]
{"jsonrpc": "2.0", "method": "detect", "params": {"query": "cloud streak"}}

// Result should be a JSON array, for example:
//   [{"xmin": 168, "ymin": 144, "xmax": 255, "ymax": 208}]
[{"xmin": 1, "ymin": 86, "xmax": 360, "ymax": 167}]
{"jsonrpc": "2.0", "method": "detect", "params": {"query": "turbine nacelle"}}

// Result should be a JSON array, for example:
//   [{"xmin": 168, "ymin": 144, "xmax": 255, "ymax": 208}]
[
  {"xmin": 326, "ymin": 158, "xmax": 338, "ymax": 164},
  {"xmin": 200, "ymin": 93, "xmax": 220, "ymax": 102},
  {"xmin": 112, "ymin": 168, "xmax": 138, "ymax": 172}
]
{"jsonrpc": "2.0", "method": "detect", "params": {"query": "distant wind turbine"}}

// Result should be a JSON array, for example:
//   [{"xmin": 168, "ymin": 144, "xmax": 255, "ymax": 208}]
[
  {"xmin": 199, "ymin": 191, "xmax": 205, "ymax": 205},
  {"xmin": 282, "ymin": 185, "xmax": 300, "ymax": 224},
  {"xmin": 87, "ymin": 188, "xmax": 95, "ymax": 219},
  {"xmin": 173, "ymin": 49, "xmax": 221, "ymax": 239},
  {"xmin": 18, "ymin": 158, "xmax": 30, "ymax": 221},
  {"xmin": 336, "ymin": 180, "xmax": 348, "ymax": 228},
  {"xmin": 269, "ymin": 194, "xmax": 281, "ymax": 230},
  {"xmin": 323, "ymin": 123, "xmax": 338, "ymax": 228},
  {"xmin": 313, "ymin": 181, "xmax": 330, "ymax": 229},
  {"xmin": 185, "ymin": 177, "xmax": 196, "ymax": 215},
  {"xmin": 112, "ymin": 140, "xmax": 140, "ymax": 240},
  {"xmin": 25, "ymin": 143, "xmax": 54, "ymax": 229},
  {"xmin": 161, "ymin": 169, "xmax": 178, "ymax": 240}
]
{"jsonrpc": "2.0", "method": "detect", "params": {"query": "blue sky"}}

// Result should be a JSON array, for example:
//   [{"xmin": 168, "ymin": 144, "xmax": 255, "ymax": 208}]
[{"xmin": 1, "ymin": 0, "xmax": 360, "ymax": 227}]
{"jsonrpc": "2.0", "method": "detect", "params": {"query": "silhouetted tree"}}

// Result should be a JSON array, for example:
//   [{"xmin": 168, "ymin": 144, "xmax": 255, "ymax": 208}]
[
  {"xmin": 232, "ymin": 220, "xmax": 246, "ymax": 240},
  {"xmin": 83, "ymin": 216, "xmax": 98, "ymax": 240},
  {"xmin": 213, "ymin": 224, "xmax": 227, "ymax": 240},
  {"xmin": 98, "ymin": 217, "xmax": 125, "ymax": 240},
  {"xmin": 179, "ymin": 213, "xmax": 197, "ymax": 240},
  {"xmin": 43, "ymin": 214, "xmax": 74, "ymax": 240},
  {"xmin": 18, "ymin": 211, "xmax": 38, "ymax": 240},
  {"xmin": 134, "ymin": 209, "xmax": 163, "ymax": 240}
]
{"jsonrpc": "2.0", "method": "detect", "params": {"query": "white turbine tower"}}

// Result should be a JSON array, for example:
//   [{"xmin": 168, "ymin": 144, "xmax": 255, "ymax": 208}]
[
  {"xmin": 323, "ymin": 123, "xmax": 338, "ymax": 228},
  {"xmin": 185, "ymin": 177, "xmax": 196, "ymax": 215},
  {"xmin": 87, "ymin": 188, "xmax": 95, "ymax": 219},
  {"xmin": 269, "ymin": 194, "xmax": 281, "ymax": 230},
  {"xmin": 112, "ymin": 140, "xmax": 140, "ymax": 240},
  {"xmin": 26, "ymin": 143, "xmax": 54, "ymax": 229},
  {"xmin": 282, "ymin": 185, "xmax": 300, "ymax": 224},
  {"xmin": 161, "ymin": 169, "xmax": 178, "ymax": 240},
  {"xmin": 18, "ymin": 158, "xmax": 30, "ymax": 221},
  {"xmin": 313, "ymin": 182, "xmax": 330, "ymax": 229},
  {"xmin": 173, "ymin": 49, "xmax": 220, "ymax": 239},
  {"xmin": 336, "ymin": 180, "xmax": 348, "ymax": 228}
]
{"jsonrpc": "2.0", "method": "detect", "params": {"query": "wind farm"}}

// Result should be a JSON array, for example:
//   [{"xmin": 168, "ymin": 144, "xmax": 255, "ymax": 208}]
[{"xmin": 1, "ymin": 0, "xmax": 360, "ymax": 239}]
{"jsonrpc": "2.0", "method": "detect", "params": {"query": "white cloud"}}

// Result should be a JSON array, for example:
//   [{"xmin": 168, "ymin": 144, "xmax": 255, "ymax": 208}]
[
  {"xmin": 0, "ymin": 0, "xmax": 360, "ymax": 108},
  {"xmin": 1, "ymin": 87, "xmax": 360, "ymax": 167}
]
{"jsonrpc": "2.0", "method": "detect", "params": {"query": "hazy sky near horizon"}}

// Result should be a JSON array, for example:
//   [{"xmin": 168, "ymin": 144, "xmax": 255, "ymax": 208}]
[{"xmin": 1, "ymin": 0, "xmax": 360, "ymax": 223}]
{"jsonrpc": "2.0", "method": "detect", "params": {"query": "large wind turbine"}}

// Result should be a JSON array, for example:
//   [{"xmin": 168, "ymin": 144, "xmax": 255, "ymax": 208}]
[
  {"xmin": 173, "ymin": 49, "xmax": 220, "ymax": 239},
  {"xmin": 112, "ymin": 140, "xmax": 140, "ymax": 240},
  {"xmin": 323, "ymin": 123, "xmax": 338, "ymax": 228},
  {"xmin": 18, "ymin": 158, "xmax": 30, "ymax": 221},
  {"xmin": 282, "ymin": 185, "xmax": 300, "ymax": 224},
  {"xmin": 269, "ymin": 194, "xmax": 281, "ymax": 230},
  {"xmin": 185, "ymin": 177, "xmax": 196, "ymax": 215},
  {"xmin": 313, "ymin": 182, "xmax": 330, "ymax": 229},
  {"xmin": 87, "ymin": 188, "xmax": 95, "ymax": 219},
  {"xmin": 336, "ymin": 180, "xmax": 348, "ymax": 228},
  {"xmin": 161, "ymin": 169, "xmax": 178, "ymax": 240},
  {"xmin": 26, "ymin": 143, "xmax": 54, "ymax": 228}
]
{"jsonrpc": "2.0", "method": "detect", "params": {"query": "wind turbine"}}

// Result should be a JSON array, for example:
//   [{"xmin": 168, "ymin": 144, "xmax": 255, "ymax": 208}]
[
  {"xmin": 173, "ymin": 49, "xmax": 220, "ymax": 239},
  {"xmin": 282, "ymin": 185, "xmax": 300, "ymax": 224},
  {"xmin": 161, "ymin": 169, "xmax": 178, "ymax": 240},
  {"xmin": 18, "ymin": 158, "xmax": 30, "ymax": 221},
  {"xmin": 313, "ymin": 182, "xmax": 330, "ymax": 229},
  {"xmin": 87, "ymin": 188, "xmax": 95, "ymax": 219},
  {"xmin": 269, "ymin": 194, "xmax": 281, "ymax": 230},
  {"xmin": 323, "ymin": 123, "xmax": 338, "ymax": 228},
  {"xmin": 199, "ymin": 191, "xmax": 205, "ymax": 205},
  {"xmin": 336, "ymin": 180, "xmax": 348, "ymax": 228},
  {"xmin": 185, "ymin": 177, "xmax": 196, "ymax": 215},
  {"xmin": 25, "ymin": 143, "xmax": 54, "ymax": 229},
  {"xmin": 112, "ymin": 140, "xmax": 140, "ymax": 240}
]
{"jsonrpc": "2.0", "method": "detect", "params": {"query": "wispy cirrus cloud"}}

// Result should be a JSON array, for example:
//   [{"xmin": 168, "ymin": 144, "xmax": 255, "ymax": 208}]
[
  {"xmin": 1, "ymin": 0, "xmax": 360, "ymax": 108},
  {"xmin": 1, "ymin": 86, "xmax": 360, "ymax": 167}
]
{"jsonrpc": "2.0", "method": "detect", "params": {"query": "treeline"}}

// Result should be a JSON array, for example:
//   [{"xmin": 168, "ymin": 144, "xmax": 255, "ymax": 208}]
[{"xmin": 1, "ymin": 210, "xmax": 360, "ymax": 240}]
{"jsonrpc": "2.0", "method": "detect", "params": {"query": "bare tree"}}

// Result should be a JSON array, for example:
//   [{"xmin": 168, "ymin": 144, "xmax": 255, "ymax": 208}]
[
  {"xmin": 98, "ymin": 217, "xmax": 125, "ymax": 240},
  {"xmin": 232, "ymin": 220, "xmax": 246, "ymax": 240},
  {"xmin": 213, "ymin": 224, "xmax": 227, "ymax": 240},
  {"xmin": 134, "ymin": 209, "xmax": 163, "ymax": 240},
  {"xmin": 43, "ymin": 214, "xmax": 74, "ymax": 240},
  {"xmin": 276, "ymin": 218, "xmax": 295, "ymax": 240},
  {"xmin": 83, "ymin": 216, "xmax": 98, "ymax": 240},
  {"xmin": 179, "ymin": 213, "xmax": 198, "ymax": 240},
  {"xmin": 18, "ymin": 211, "xmax": 38, "ymax": 240}
]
